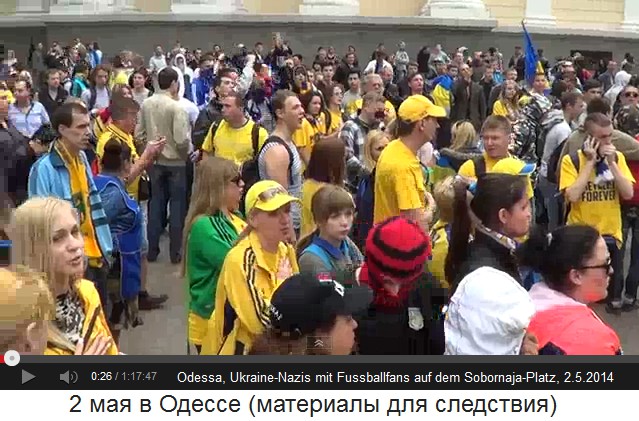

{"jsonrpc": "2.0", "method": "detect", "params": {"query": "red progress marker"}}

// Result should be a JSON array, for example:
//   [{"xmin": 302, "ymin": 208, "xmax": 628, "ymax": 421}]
[{"xmin": 0, "ymin": 354, "xmax": 4, "ymax": 364}]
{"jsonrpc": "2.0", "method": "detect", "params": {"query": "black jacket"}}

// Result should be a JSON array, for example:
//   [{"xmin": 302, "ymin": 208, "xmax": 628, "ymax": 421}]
[
  {"xmin": 452, "ymin": 231, "xmax": 521, "ymax": 292},
  {"xmin": 0, "ymin": 123, "xmax": 31, "ymax": 206},
  {"xmin": 356, "ymin": 273, "xmax": 448, "ymax": 355},
  {"xmin": 39, "ymin": 85, "xmax": 68, "ymax": 117}
]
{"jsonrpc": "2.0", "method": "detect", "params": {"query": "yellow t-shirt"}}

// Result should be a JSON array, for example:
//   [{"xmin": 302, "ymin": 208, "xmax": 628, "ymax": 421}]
[
  {"xmin": 327, "ymin": 110, "xmax": 343, "ymax": 134},
  {"xmin": 345, "ymin": 98, "xmax": 396, "ymax": 124},
  {"xmin": 560, "ymin": 151, "xmax": 635, "ymax": 245},
  {"xmin": 458, "ymin": 153, "xmax": 534, "ymax": 199},
  {"xmin": 374, "ymin": 139, "xmax": 425, "ymax": 224},
  {"xmin": 201, "ymin": 120, "xmax": 268, "ymax": 166},
  {"xmin": 96, "ymin": 123, "xmax": 141, "ymax": 200},
  {"xmin": 300, "ymin": 179, "xmax": 326, "ymax": 238},
  {"xmin": 428, "ymin": 220, "xmax": 450, "ymax": 290},
  {"xmin": 293, "ymin": 118, "xmax": 321, "ymax": 150}
]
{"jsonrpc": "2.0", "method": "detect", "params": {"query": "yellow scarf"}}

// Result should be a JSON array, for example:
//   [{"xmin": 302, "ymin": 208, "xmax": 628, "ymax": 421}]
[{"xmin": 55, "ymin": 142, "xmax": 102, "ymax": 266}]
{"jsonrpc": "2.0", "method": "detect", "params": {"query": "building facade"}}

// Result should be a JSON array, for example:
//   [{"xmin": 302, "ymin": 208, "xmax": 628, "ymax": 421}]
[{"xmin": 2, "ymin": 0, "xmax": 639, "ymax": 63}]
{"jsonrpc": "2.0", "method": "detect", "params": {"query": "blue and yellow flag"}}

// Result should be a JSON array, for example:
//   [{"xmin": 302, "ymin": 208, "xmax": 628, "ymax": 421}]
[{"xmin": 522, "ymin": 21, "xmax": 549, "ymax": 90}]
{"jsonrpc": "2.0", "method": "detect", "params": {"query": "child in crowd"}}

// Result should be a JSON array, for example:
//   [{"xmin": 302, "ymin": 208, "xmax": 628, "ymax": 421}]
[{"xmin": 297, "ymin": 185, "xmax": 363, "ymax": 278}]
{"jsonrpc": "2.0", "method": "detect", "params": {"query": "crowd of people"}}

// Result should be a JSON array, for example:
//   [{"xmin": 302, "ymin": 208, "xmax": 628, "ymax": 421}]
[{"xmin": 1, "ymin": 36, "xmax": 637, "ymax": 356}]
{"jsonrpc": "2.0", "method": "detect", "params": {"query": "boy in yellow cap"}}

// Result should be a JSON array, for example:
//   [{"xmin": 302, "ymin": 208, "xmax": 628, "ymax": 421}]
[{"xmin": 374, "ymin": 95, "xmax": 445, "ymax": 233}]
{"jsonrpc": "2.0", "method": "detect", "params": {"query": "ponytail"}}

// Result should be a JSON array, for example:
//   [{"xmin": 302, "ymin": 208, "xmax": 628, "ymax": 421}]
[{"xmin": 444, "ymin": 179, "xmax": 473, "ymax": 295}]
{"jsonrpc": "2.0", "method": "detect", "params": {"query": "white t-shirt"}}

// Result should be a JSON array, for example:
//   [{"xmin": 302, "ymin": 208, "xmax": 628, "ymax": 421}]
[{"xmin": 81, "ymin": 86, "xmax": 110, "ymax": 111}]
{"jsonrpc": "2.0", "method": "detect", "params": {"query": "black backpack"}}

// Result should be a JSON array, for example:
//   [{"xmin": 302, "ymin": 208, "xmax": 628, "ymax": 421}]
[
  {"xmin": 239, "ymin": 134, "xmax": 294, "ymax": 215},
  {"xmin": 545, "ymin": 142, "xmax": 566, "ymax": 184},
  {"xmin": 192, "ymin": 107, "xmax": 218, "ymax": 150},
  {"xmin": 88, "ymin": 86, "xmax": 110, "ymax": 111}
]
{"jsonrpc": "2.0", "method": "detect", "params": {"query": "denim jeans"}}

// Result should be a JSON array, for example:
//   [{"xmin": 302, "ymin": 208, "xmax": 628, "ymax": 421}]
[
  {"xmin": 537, "ymin": 175, "xmax": 564, "ymax": 231},
  {"xmin": 621, "ymin": 206, "xmax": 639, "ymax": 302},
  {"xmin": 604, "ymin": 235, "xmax": 625, "ymax": 304},
  {"xmin": 147, "ymin": 164, "xmax": 187, "ymax": 260}
]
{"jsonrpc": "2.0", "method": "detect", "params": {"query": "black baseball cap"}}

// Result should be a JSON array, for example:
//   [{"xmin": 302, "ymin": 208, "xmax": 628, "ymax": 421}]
[{"xmin": 269, "ymin": 273, "xmax": 373, "ymax": 338}]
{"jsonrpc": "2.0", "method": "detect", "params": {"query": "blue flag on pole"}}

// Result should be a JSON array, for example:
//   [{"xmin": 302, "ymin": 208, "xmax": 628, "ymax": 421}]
[{"xmin": 522, "ymin": 21, "xmax": 539, "ymax": 86}]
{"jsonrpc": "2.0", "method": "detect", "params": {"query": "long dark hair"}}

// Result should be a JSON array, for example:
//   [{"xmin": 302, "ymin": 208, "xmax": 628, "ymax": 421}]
[
  {"xmin": 517, "ymin": 225, "xmax": 601, "ymax": 295},
  {"xmin": 304, "ymin": 137, "xmax": 345, "ymax": 185},
  {"xmin": 101, "ymin": 138, "xmax": 131, "ymax": 173},
  {"xmin": 444, "ymin": 173, "xmax": 527, "ymax": 290}
]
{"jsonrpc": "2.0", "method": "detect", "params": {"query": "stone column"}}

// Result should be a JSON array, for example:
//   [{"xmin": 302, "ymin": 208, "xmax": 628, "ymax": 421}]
[
  {"xmin": 420, "ymin": 0, "xmax": 489, "ymax": 19},
  {"xmin": 171, "ymin": 0, "xmax": 245, "ymax": 14},
  {"xmin": 622, "ymin": 0, "xmax": 639, "ymax": 32},
  {"xmin": 299, "ymin": 0, "xmax": 360, "ymax": 16},
  {"xmin": 524, "ymin": 0, "xmax": 556, "ymax": 27}
]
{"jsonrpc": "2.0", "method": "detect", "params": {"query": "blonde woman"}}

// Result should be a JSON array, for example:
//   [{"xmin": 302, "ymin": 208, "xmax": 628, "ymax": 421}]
[
  {"xmin": 182, "ymin": 157, "xmax": 246, "ymax": 354},
  {"xmin": 493, "ymin": 80, "xmax": 525, "ymax": 123},
  {"xmin": 435, "ymin": 121, "xmax": 482, "ymax": 173},
  {"xmin": 200, "ymin": 180, "xmax": 300, "ymax": 355},
  {"xmin": 354, "ymin": 130, "xmax": 390, "ymax": 250},
  {"xmin": 362, "ymin": 130, "xmax": 390, "ymax": 174},
  {"xmin": 8, "ymin": 197, "xmax": 116, "ymax": 355},
  {"xmin": 0, "ymin": 266, "xmax": 52, "ymax": 355}
]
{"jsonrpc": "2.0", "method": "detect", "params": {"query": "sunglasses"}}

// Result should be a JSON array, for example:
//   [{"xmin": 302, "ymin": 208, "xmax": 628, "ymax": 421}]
[
  {"xmin": 252, "ymin": 186, "xmax": 288, "ymax": 210},
  {"xmin": 625, "ymin": 92, "xmax": 639, "ymax": 98},
  {"xmin": 579, "ymin": 257, "xmax": 612, "ymax": 273}
]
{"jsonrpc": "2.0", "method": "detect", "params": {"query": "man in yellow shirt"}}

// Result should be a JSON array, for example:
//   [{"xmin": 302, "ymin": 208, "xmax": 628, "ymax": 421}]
[
  {"xmin": 201, "ymin": 91, "xmax": 268, "ymax": 166},
  {"xmin": 458, "ymin": 115, "xmax": 511, "ymax": 179},
  {"xmin": 96, "ymin": 97, "xmax": 142, "ymax": 199},
  {"xmin": 560, "ymin": 113, "xmax": 635, "ymax": 314},
  {"xmin": 374, "ymin": 95, "xmax": 445, "ymax": 232}
]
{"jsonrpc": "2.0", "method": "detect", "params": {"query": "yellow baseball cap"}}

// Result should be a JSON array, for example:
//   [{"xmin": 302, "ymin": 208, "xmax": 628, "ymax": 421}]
[
  {"xmin": 490, "ymin": 157, "xmax": 535, "ymax": 199},
  {"xmin": 397, "ymin": 95, "xmax": 446, "ymax": 122},
  {"xmin": 244, "ymin": 180, "xmax": 301, "ymax": 215}
]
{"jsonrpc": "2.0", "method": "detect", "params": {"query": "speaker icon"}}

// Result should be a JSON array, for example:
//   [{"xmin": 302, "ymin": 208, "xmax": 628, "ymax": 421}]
[{"xmin": 60, "ymin": 370, "xmax": 78, "ymax": 385}]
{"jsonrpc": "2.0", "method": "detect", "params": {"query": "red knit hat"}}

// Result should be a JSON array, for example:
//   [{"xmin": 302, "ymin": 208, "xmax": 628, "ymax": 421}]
[{"xmin": 365, "ymin": 216, "xmax": 432, "ymax": 283}]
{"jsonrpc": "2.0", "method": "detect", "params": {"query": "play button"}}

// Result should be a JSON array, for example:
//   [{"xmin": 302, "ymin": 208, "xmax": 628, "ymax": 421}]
[{"xmin": 22, "ymin": 370, "xmax": 35, "ymax": 385}]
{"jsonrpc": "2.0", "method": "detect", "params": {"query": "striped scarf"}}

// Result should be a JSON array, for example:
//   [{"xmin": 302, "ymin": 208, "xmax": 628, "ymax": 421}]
[{"xmin": 55, "ymin": 142, "xmax": 102, "ymax": 266}]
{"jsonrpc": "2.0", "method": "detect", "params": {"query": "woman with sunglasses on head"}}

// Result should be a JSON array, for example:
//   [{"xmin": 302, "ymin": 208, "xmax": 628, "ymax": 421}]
[
  {"xmin": 8, "ymin": 197, "xmax": 116, "ymax": 355},
  {"xmin": 182, "ymin": 157, "xmax": 246, "ymax": 354},
  {"xmin": 519, "ymin": 225, "xmax": 622, "ymax": 355},
  {"xmin": 200, "ymin": 180, "xmax": 300, "ymax": 355},
  {"xmin": 249, "ymin": 273, "xmax": 372, "ymax": 355}
]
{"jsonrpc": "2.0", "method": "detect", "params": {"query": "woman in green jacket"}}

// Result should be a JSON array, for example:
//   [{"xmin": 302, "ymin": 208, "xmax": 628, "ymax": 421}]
[{"xmin": 182, "ymin": 156, "xmax": 246, "ymax": 354}]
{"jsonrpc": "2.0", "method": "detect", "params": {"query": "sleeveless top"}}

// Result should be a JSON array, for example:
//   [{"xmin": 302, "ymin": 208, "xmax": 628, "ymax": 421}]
[{"xmin": 257, "ymin": 137, "xmax": 303, "ymax": 230}]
